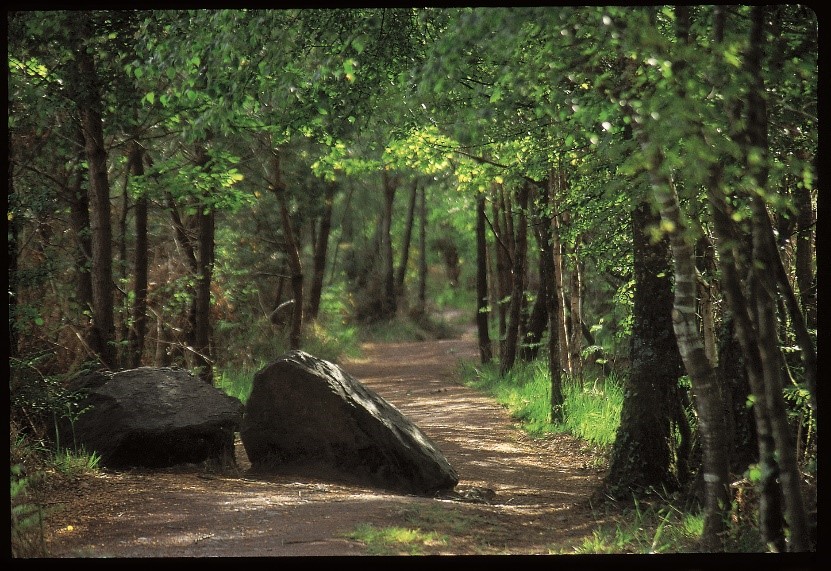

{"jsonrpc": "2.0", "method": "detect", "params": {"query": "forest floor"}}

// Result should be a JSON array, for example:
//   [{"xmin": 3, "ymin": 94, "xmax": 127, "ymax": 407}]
[{"xmin": 39, "ymin": 326, "xmax": 623, "ymax": 558}]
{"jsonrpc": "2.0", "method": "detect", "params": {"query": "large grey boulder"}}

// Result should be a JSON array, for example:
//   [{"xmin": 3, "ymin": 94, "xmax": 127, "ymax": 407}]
[
  {"xmin": 240, "ymin": 350, "xmax": 458, "ymax": 494},
  {"xmin": 60, "ymin": 367, "xmax": 243, "ymax": 469}
]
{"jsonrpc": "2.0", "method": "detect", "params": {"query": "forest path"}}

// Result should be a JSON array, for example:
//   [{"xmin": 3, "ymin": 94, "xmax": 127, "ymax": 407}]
[{"xmin": 42, "ymin": 329, "xmax": 611, "ymax": 557}]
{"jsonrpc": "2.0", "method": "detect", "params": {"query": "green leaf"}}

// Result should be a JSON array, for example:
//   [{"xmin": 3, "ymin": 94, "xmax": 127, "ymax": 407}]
[{"xmin": 351, "ymin": 34, "xmax": 367, "ymax": 54}]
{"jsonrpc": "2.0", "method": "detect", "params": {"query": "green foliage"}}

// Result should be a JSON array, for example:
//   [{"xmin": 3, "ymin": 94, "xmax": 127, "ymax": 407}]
[
  {"xmin": 569, "ymin": 494, "xmax": 764, "ymax": 554},
  {"xmin": 214, "ymin": 363, "xmax": 258, "ymax": 404},
  {"xmin": 10, "ymin": 464, "xmax": 48, "ymax": 558},
  {"xmin": 562, "ymin": 377, "xmax": 624, "ymax": 448},
  {"xmin": 52, "ymin": 446, "xmax": 102, "ymax": 476},
  {"xmin": 344, "ymin": 523, "xmax": 448, "ymax": 556}
]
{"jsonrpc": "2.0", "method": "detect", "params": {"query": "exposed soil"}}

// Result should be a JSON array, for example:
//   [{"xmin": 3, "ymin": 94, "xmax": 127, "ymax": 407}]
[{"xmin": 40, "ymin": 328, "xmax": 617, "ymax": 557}]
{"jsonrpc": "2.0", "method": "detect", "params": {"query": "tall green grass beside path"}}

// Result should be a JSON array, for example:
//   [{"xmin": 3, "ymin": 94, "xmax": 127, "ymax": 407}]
[{"xmin": 458, "ymin": 359, "xmax": 623, "ymax": 449}]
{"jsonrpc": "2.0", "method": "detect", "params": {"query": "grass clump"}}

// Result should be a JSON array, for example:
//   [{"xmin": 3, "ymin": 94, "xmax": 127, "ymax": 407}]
[{"xmin": 344, "ymin": 522, "xmax": 448, "ymax": 555}]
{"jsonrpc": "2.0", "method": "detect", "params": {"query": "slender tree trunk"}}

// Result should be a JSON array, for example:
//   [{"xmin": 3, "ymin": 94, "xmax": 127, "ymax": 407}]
[
  {"xmin": 416, "ymin": 183, "xmax": 427, "ymax": 315},
  {"xmin": 64, "ymin": 131, "xmax": 94, "ymax": 344},
  {"xmin": 709, "ymin": 176, "xmax": 786, "ymax": 552},
  {"xmin": 271, "ymin": 151, "xmax": 303, "ymax": 350},
  {"xmin": 165, "ymin": 190, "xmax": 199, "ymax": 364},
  {"xmin": 794, "ymin": 186, "xmax": 816, "ymax": 329},
  {"xmin": 73, "ymin": 16, "xmax": 116, "ymax": 369},
  {"xmin": 475, "ymin": 193, "xmax": 492, "ymax": 364},
  {"xmin": 396, "ymin": 178, "xmax": 419, "ymax": 297},
  {"xmin": 491, "ymin": 185, "xmax": 510, "ymax": 357},
  {"xmin": 551, "ymin": 166, "xmax": 571, "ymax": 375},
  {"xmin": 8, "ymin": 132, "xmax": 19, "ymax": 361},
  {"xmin": 708, "ymin": 5, "xmax": 786, "ymax": 551},
  {"xmin": 192, "ymin": 144, "xmax": 215, "ymax": 384},
  {"xmin": 745, "ymin": 7, "xmax": 810, "ymax": 549},
  {"xmin": 539, "ymin": 177, "xmax": 563, "ymax": 421},
  {"xmin": 521, "ymin": 195, "xmax": 550, "ymax": 362},
  {"xmin": 127, "ymin": 141, "xmax": 149, "ymax": 368},
  {"xmin": 501, "ymin": 182, "xmax": 529, "ymax": 376},
  {"xmin": 567, "ymin": 248, "xmax": 584, "ymax": 383},
  {"xmin": 380, "ymin": 170, "xmax": 398, "ymax": 318},
  {"xmin": 625, "ymin": 9, "xmax": 731, "ymax": 532},
  {"xmin": 307, "ymin": 181, "xmax": 336, "ymax": 321},
  {"xmin": 654, "ymin": 171, "xmax": 730, "ymax": 550}
]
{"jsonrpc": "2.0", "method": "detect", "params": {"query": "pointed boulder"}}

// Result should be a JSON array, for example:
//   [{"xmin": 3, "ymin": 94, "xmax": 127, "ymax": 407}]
[{"xmin": 240, "ymin": 350, "xmax": 458, "ymax": 494}]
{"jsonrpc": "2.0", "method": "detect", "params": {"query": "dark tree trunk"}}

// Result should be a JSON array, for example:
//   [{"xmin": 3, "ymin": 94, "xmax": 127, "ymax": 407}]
[
  {"xmin": 500, "ymin": 182, "xmax": 529, "ymax": 376},
  {"xmin": 307, "ymin": 181, "xmax": 336, "ymax": 321},
  {"xmin": 380, "ymin": 170, "xmax": 398, "ymax": 318},
  {"xmin": 794, "ymin": 185, "xmax": 816, "ymax": 329},
  {"xmin": 8, "ymin": 132, "xmax": 19, "ymax": 361},
  {"xmin": 521, "ymin": 199, "xmax": 549, "ymax": 363},
  {"xmin": 475, "ymin": 193, "xmax": 492, "ymax": 364},
  {"xmin": 717, "ymin": 315, "xmax": 758, "ymax": 474},
  {"xmin": 538, "ymin": 177, "xmax": 563, "ymax": 421},
  {"xmin": 63, "ymin": 131, "xmax": 94, "ymax": 343},
  {"xmin": 396, "ymin": 178, "xmax": 419, "ymax": 297},
  {"xmin": 745, "ymin": 7, "xmax": 810, "ymax": 549},
  {"xmin": 127, "ymin": 141, "xmax": 149, "ymax": 368},
  {"xmin": 416, "ymin": 183, "xmax": 427, "ymax": 315},
  {"xmin": 191, "ymin": 144, "xmax": 215, "ymax": 384},
  {"xmin": 72, "ymin": 15, "xmax": 116, "ymax": 369},
  {"xmin": 604, "ymin": 200, "xmax": 687, "ymax": 499},
  {"xmin": 519, "ymin": 283, "xmax": 547, "ymax": 362}
]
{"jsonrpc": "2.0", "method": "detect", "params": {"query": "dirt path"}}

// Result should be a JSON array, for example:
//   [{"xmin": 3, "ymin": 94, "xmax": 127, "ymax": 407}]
[{"xmin": 41, "ymin": 332, "xmax": 612, "ymax": 557}]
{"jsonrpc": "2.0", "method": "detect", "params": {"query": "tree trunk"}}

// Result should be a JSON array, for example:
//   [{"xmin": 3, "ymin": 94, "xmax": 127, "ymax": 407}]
[
  {"xmin": 8, "ymin": 131, "xmax": 19, "ymax": 361},
  {"xmin": 551, "ymin": 166, "xmax": 571, "ymax": 375},
  {"xmin": 745, "ymin": 7, "xmax": 810, "ymax": 549},
  {"xmin": 271, "ymin": 151, "xmax": 303, "ymax": 350},
  {"xmin": 708, "ymin": 5, "xmax": 786, "ymax": 551},
  {"xmin": 655, "ymin": 172, "xmax": 730, "ymax": 550},
  {"xmin": 794, "ymin": 185, "xmax": 816, "ymax": 329},
  {"xmin": 192, "ymin": 144, "xmax": 215, "ymax": 384},
  {"xmin": 539, "ymin": 176, "xmax": 563, "ymax": 421},
  {"xmin": 521, "ymin": 195, "xmax": 550, "ymax": 362},
  {"xmin": 380, "ymin": 170, "xmax": 398, "ymax": 318},
  {"xmin": 500, "ymin": 182, "xmax": 529, "ymax": 376},
  {"xmin": 126, "ymin": 141, "xmax": 149, "ymax": 368},
  {"xmin": 709, "ymin": 178, "xmax": 786, "ymax": 552},
  {"xmin": 63, "ymin": 129, "xmax": 95, "ymax": 348},
  {"xmin": 475, "ymin": 192, "xmax": 492, "ymax": 364},
  {"xmin": 307, "ymin": 181, "xmax": 336, "ymax": 321},
  {"xmin": 396, "ymin": 178, "xmax": 419, "ymax": 297},
  {"xmin": 492, "ymin": 183, "xmax": 511, "ymax": 358},
  {"xmin": 567, "ymin": 248, "xmax": 584, "ymax": 383},
  {"xmin": 605, "ymin": 200, "xmax": 687, "ymax": 499},
  {"xmin": 73, "ymin": 15, "xmax": 116, "ymax": 369},
  {"xmin": 416, "ymin": 182, "xmax": 427, "ymax": 315}
]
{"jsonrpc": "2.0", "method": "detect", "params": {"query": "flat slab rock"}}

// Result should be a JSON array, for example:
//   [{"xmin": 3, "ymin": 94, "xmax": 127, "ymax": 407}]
[
  {"xmin": 240, "ymin": 350, "xmax": 459, "ymax": 495},
  {"xmin": 60, "ymin": 367, "xmax": 243, "ymax": 469}
]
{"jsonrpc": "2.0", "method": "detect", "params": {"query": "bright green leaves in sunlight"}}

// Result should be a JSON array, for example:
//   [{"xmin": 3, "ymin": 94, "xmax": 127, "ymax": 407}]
[{"xmin": 135, "ymin": 150, "xmax": 251, "ymax": 214}]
